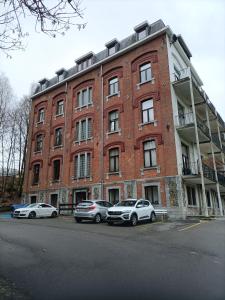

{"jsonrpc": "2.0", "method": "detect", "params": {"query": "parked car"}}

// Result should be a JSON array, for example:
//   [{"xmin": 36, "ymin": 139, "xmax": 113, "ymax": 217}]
[
  {"xmin": 11, "ymin": 204, "xmax": 28, "ymax": 217},
  {"xmin": 13, "ymin": 203, "xmax": 58, "ymax": 219},
  {"xmin": 106, "ymin": 199, "xmax": 156, "ymax": 226},
  {"xmin": 74, "ymin": 200, "xmax": 113, "ymax": 223}
]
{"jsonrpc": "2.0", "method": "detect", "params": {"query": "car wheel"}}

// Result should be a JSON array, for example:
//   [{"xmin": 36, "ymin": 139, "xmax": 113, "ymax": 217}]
[
  {"xmin": 51, "ymin": 211, "xmax": 57, "ymax": 218},
  {"xmin": 107, "ymin": 221, "xmax": 113, "ymax": 226},
  {"xmin": 150, "ymin": 212, "xmax": 156, "ymax": 223},
  {"xmin": 130, "ymin": 214, "xmax": 137, "ymax": 226},
  {"xmin": 28, "ymin": 211, "xmax": 36, "ymax": 219},
  {"xmin": 75, "ymin": 217, "xmax": 82, "ymax": 223},
  {"xmin": 94, "ymin": 213, "xmax": 101, "ymax": 224}
]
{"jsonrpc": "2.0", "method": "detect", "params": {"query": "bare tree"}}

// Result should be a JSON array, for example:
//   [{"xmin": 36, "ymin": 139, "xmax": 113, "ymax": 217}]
[
  {"xmin": 0, "ymin": 73, "xmax": 13, "ymax": 196},
  {"xmin": 0, "ymin": 73, "xmax": 30, "ymax": 201},
  {"xmin": 15, "ymin": 95, "xmax": 31, "ymax": 197},
  {"xmin": 0, "ymin": 0, "xmax": 86, "ymax": 56}
]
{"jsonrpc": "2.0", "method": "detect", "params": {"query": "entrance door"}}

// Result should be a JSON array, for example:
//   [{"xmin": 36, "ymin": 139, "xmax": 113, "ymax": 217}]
[
  {"xmin": 30, "ymin": 196, "xmax": 37, "ymax": 204},
  {"xmin": 74, "ymin": 190, "xmax": 87, "ymax": 205},
  {"xmin": 51, "ymin": 194, "xmax": 58, "ymax": 207}
]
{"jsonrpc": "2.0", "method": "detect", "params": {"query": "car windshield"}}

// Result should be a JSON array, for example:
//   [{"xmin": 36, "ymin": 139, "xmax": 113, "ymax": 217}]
[
  {"xmin": 27, "ymin": 204, "xmax": 38, "ymax": 208},
  {"xmin": 115, "ymin": 200, "xmax": 137, "ymax": 207}
]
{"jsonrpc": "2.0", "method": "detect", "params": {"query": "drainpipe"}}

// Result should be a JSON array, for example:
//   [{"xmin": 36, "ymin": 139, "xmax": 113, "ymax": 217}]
[
  {"xmin": 62, "ymin": 81, "xmax": 68, "ymax": 203},
  {"xmin": 100, "ymin": 65, "xmax": 104, "ymax": 199},
  {"xmin": 189, "ymin": 71, "xmax": 208, "ymax": 217},
  {"xmin": 205, "ymin": 105, "xmax": 223, "ymax": 216}
]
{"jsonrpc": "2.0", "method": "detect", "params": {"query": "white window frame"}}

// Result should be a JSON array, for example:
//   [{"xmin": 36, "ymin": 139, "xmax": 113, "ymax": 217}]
[
  {"xmin": 142, "ymin": 99, "xmax": 154, "ymax": 124},
  {"xmin": 56, "ymin": 100, "xmax": 64, "ymax": 116},
  {"xmin": 137, "ymin": 28, "xmax": 147, "ymax": 40},
  {"xmin": 143, "ymin": 140, "xmax": 157, "ymax": 168},
  {"xmin": 38, "ymin": 108, "xmax": 45, "ymax": 123},
  {"xmin": 106, "ymin": 187, "xmax": 120, "ymax": 204},
  {"xmin": 140, "ymin": 63, "xmax": 152, "ymax": 84},
  {"xmin": 77, "ymin": 87, "xmax": 93, "ymax": 108},
  {"xmin": 108, "ymin": 77, "xmax": 119, "ymax": 96},
  {"xmin": 109, "ymin": 110, "xmax": 119, "ymax": 133},
  {"xmin": 74, "ymin": 152, "xmax": 91, "ymax": 179},
  {"xmin": 142, "ymin": 183, "xmax": 161, "ymax": 206},
  {"xmin": 75, "ymin": 118, "xmax": 92, "ymax": 142}
]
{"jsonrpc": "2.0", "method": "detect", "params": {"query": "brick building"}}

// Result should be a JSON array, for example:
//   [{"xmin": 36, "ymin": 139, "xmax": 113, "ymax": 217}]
[{"xmin": 23, "ymin": 19, "xmax": 225, "ymax": 219}]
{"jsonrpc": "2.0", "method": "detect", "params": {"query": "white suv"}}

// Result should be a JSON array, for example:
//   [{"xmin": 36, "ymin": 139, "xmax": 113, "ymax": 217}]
[{"xmin": 106, "ymin": 199, "xmax": 156, "ymax": 226}]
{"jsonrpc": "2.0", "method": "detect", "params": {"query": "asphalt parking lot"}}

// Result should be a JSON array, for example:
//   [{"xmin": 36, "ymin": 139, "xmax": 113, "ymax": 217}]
[{"xmin": 0, "ymin": 214, "xmax": 225, "ymax": 300}]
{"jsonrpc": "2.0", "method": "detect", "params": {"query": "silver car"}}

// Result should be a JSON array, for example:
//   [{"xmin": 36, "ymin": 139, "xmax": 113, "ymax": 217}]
[{"xmin": 74, "ymin": 200, "xmax": 113, "ymax": 223}]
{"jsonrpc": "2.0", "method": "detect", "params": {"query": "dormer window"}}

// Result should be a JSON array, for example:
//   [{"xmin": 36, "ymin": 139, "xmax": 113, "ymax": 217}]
[
  {"xmin": 56, "ymin": 68, "xmax": 66, "ymax": 82},
  {"xmin": 105, "ymin": 39, "xmax": 119, "ymax": 56},
  {"xmin": 39, "ymin": 78, "xmax": 48, "ymax": 91},
  {"xmin": 76, "ymin": 52, "xmax": 94, "ymax": 71},
  {"xmin": 109, "ymin": 46, "xmax": 116, "ymax": 56},
  {"xmin": 137, "ymin": 29, "xmax": 147, "ymax": 40},
  {"xmin": 134, "ymin": 21, "xmax": 149, "ymax": 41}
]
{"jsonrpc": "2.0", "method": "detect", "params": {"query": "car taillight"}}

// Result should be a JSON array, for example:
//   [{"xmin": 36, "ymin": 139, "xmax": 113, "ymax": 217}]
[{"xmin": 86, "ymin": 205, "xmax": 96, "ymax": 210}]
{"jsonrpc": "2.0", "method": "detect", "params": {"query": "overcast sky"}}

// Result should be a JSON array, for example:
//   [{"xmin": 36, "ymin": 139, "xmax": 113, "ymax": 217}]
[{"xmin": 0, "ymin": 0, "xmax": 224, "ymax": 120}]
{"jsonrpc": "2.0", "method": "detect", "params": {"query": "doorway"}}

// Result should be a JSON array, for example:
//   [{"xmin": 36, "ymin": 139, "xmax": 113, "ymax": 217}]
[
  {"xmin": 51, "ymin": 194, "xmax": 58, "ymax": 207},
  {"xmin": 73, "ymin": 189, "xmax": 87, "ymax": 205},
  {"xmin": 30, "ymin": 195, "xmax": 37, "ymax": 204}
]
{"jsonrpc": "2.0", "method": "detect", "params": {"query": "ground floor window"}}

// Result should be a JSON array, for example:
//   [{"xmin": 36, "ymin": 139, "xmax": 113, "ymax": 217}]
[
  {"xmin": 187, "ymin": 186, "xmax": 196, "ymax": 206},
  {"xmin": 108, "ymin": 188, "xmax": 119, "ymax": 205},
  {"xmin": 144, "ymin": 185, "xmax": 159, "ymax": 205}
]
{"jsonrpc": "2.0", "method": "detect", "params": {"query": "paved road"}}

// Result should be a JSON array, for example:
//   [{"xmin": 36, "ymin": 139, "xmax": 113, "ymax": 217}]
[{"xmin": 0, "ymin": 216, "xmax": 224, "ymax": 300}]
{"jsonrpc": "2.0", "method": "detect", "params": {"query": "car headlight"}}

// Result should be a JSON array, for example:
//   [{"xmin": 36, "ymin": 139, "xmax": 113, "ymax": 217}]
[
  {"xmin": 122, "ymin": 210, "xmax": 131, "ymax": 214},
  {"xmin": 20, "ymin": 210, "xmax": 28, "ymax": 213}
]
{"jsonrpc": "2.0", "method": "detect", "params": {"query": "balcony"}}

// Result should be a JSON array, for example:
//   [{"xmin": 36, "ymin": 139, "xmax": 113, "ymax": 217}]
[
  {"xmin": 217, "ymin": 172, "xmax": 225, "ymax": 187},
  {"xmin": 172, "ymin": 67, "xmax": 191, "ymax": 83},
  {"xmin": 181, "ymin": 161, "xmax": 216, "ymax": 184},
  {"xmin": 202, "ymin": 163, "xmax": 216, "ymax": 182},
  {"xmin": 175, "ymin": 112, "xmax": 210, "ymax": 144},
  {"xmin": 172, "ymin": 68, "xmax": 219, "ymax": 121},
  {"xmin": 211, "ymin": 133, "xmax": 221, "ymax": 151}
]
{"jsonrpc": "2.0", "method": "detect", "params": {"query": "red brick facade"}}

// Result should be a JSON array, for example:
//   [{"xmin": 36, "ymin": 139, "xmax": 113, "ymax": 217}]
[{"xmin": 23, "ymin": 33, "xmax": 178, "ymax": 208}]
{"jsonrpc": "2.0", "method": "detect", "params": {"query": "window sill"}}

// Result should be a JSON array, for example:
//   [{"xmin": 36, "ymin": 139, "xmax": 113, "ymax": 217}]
[
  {"xmin": 72, "ymin": 176, "xmax": 92, "ymax": 182},
  {"xmin": 138, "ymin": 120, "xmax": 157, "ymax": 130},
  {"xmin": 141, "ymin": 166, "xmax": 160, "ymax": 175},
  {"xmin": 136, "ymin": 78, "xmax": 155, "ymax": 89},
  {"xmin": 34, "ymin": 150, "xmax": 42, "ymax": 155},
  {"xmin": 55, "ymin": 113, "xmax": 64, "ymax": 119},
  {"xmin": 106, "ymin": 171, "xmax": 121, "ymax": 179},
  {"xmin": 53, "ymin": 145, "xmax": 63, "ymax": 150},
  {"xmin": 74, "ymin": 137, "xmax": 93, "ymax": 145},
  {"xmin": 187, "ymin": 205, "xmax": 198, "ymax": 208},
  {"xmin": 106, "ymin": 129, "xmax": 121, "ymax": 136},
  {"xmin": 32, "ymin": 183, "xmax": 39, "ymax": 187},
  {"xmin": 36, "ymin": 121, "xmax": 44, "ymax": 127},
  {"xmin": 106, "ymin": 91, "xmax": 120, "ymax": 101},
  {"xmin": 50, "ymin": 179, "xmax": 61, "ymax": 185},
  {"xmin": 75, "ymin": 103, "xmax": 93, "ymax": 111}
]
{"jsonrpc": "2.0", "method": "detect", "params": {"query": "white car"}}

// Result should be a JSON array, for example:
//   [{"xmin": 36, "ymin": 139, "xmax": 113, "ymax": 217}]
[
  {"xmin": 106, "ymin": 199, "xmax": 156, "ymax": 226},
  {"xmin": 13, "ymin": 203, "xmax": 58, "ymax": 219}
]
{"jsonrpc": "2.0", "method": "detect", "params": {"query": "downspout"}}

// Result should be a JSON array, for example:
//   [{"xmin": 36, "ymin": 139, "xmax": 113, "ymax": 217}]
[
  {"xmin": 100, "ymin": 65, "xmax": 104, "ymax": 198},
  {"xmin": 62, "ymin": 81, "xmax": 68, "ymax": 203}
]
